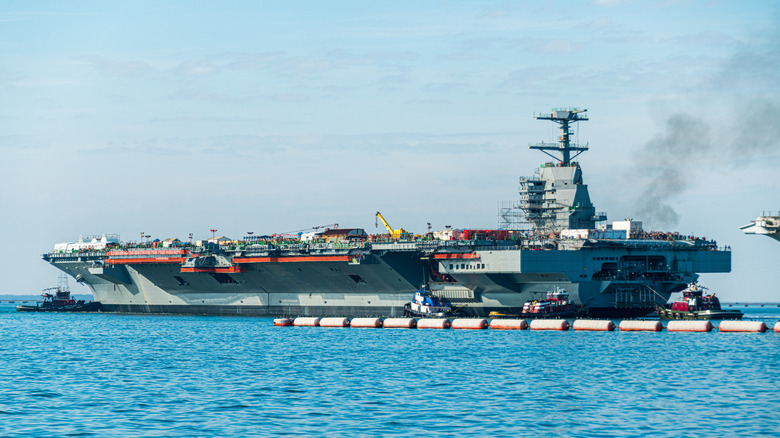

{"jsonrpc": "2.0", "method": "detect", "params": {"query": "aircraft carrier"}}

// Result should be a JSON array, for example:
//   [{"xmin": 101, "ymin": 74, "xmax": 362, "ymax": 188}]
[
  {"xmin": 741, "ymin": 212, "xmax": 780, "ymax": 242},
  {"xmin": 43, "ymin": 108, "xmax": 731, "ymax": 317}
]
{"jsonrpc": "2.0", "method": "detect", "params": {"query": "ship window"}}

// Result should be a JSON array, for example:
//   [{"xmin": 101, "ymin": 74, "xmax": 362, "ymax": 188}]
[{"xmin": 449, "ymin": 264, "xmax": 453, "ymax": 270}]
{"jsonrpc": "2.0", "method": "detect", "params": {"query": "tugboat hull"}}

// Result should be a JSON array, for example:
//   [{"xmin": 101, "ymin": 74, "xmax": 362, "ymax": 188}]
[
  {"xmin": 656, "ymin": 306, "xmax": 743, "ymax": 320},
  {"xmin": 16, "ymin": 302, "xmax": 103, "ymax": 313}
]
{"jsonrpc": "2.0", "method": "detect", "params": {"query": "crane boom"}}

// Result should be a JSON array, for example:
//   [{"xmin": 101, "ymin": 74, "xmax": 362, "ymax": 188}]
[{"xmin": 375, "ymin": 211, "xmax": 408, "ymax": 239}]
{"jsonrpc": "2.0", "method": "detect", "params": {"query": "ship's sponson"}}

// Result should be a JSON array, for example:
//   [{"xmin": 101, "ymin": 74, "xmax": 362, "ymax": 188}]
[{"xmin": 43, "ymin": 236, "xmax": 730, "ymax": 318}]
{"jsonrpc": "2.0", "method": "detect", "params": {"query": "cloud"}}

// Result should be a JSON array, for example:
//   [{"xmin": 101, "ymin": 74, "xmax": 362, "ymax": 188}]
[
  {"xmin": 176, "ymin": 61, "xmax": 219, "ymax": 76},
  {"xmin": 664, "ymin": 31, "xmax": 739, "ymax": 48},
  {"xmin": 211, "ymin": 49, "xmax": 417, "ymax": 79},
  {"xmin": 509, "ymin": 37, "xmax": 583, "ymax": 54},
  {"xmin": 167, "ymin": 88, "xmax": 252, "ymax": 103},
  {"xmin": 269, "ymin": 93, "xmax": 311, "ymax": 103},
  {"xmin": 73, "ymin": 55, "xmax": 152, "ymax": 77},
  {"xmin": 76, "ymin": 132, "xmax": 507, "ymax": 159},
  {"xmin": 423, "ymin": 81, "xmax": 471, "ymax": 93},
  {"xmin": 592, "ymin": 0, "xmax": 626, "ymax": 5},
  {"xmin": 0, "ymin": 135, "xmax": 47, "ymax": 150}
]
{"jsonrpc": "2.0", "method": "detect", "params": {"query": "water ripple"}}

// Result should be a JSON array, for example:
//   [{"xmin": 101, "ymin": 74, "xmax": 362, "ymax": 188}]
[{"xmin": 1, "ymin": 306, "xmax": 779, "ymax": 436}]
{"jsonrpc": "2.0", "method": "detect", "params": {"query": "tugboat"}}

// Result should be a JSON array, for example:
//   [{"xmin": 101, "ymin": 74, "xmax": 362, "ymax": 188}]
[
  {"xmin": 16, "ymin": 276, "xmax": 103, "ymax": 313},
  {"xmin": 519, "ymin": 287, "xmax": 580, "ymax": 318},
  {"xmin": 656, "ymin": 283, "xmax": 742, "ymax": 320},
  {"xmin": 403, "ymin": 285, "xmax": 455, "ymax": 317}
]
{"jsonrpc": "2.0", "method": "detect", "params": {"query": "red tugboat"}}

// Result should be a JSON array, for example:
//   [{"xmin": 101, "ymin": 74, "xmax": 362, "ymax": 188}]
[
  {"xmin": 16, "ymin": 276, "xmax": 103, "ymax": 313},
  {"xmin": 520, "ymin": 287, "xmax": 581, "ymax": 318},
  {"xmin": 656, "ymin": 283, "xmax": 742, "ymax": 320}
]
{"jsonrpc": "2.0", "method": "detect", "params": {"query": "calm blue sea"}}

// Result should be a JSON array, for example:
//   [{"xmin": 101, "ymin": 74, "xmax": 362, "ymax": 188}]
[{"xmin": 1, "ymin": 305, "xmax": 779, "ymax": 437}]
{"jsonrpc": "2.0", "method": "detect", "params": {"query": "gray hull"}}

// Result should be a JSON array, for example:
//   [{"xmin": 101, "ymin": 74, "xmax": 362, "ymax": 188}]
[{"xmin": 44, "ymin": 241, "xmax": 731, "ymax": 318}]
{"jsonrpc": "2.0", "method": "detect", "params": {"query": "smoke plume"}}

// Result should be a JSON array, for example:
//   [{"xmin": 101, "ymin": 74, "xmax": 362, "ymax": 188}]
[
  {"xmin": 634, "ymin": 99, "xmax": 780, "ymax": 229},
  {"xmin": 635, "ymin": 113, "xmax": 711, "ymax": 228},
  {"xmin": 633, "ymin": 23, "xmax": 780, "ymax": 229}
]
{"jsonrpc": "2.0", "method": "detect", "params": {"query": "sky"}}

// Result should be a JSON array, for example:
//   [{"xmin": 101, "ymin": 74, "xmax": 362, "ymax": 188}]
[{"xmin": 1, "ymin": 0, "xmax": 778, "ymax": 301}]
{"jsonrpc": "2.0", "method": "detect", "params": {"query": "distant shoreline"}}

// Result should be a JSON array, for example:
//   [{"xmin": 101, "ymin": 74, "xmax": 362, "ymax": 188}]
[{"xmin": 722, "ymin": 302, "xmax": 780, "ymax": 307}]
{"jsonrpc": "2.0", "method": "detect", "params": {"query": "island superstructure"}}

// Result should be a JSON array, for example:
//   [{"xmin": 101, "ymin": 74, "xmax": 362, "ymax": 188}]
[
  {"xmin": 740, "ymin": 212, "xmax": 780, "ymax": 242},
  {"xmin": 43, "ymin": 108, "xmax": 731, "ymax": 317}
]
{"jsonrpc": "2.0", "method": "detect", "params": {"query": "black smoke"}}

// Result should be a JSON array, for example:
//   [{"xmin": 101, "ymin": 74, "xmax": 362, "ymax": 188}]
[{"xmin": 633, "ymin": 23, "xmax": 780, "ymax": 229}]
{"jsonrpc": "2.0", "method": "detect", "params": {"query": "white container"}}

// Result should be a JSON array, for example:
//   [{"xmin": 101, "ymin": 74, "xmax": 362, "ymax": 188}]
[
  {"xmin": 293, "ymin": 317, "xmax": 321, "ymax": 327},
  {"xmin": 666, "ymin": 320, "xmax": 713, "ymax": 332},
  {"xmin": 382, "ymin": 318, "xmax": 416, "ymax": 329},
  {"xmin": 573, "ymin": 320, "xmax": 615, "ymax": 331},
  {"xmin": 319, "ymin": 317, "xmax": 350, "ymax": 328},
  {"xmin": 416, "ymin": 319, "xmax": 451, "ymax": 329},
  {"xmin": 451, "ymin": 319, "xmax": 488, "ymax": 330},
  {"xmin": 618, "ymin": 320, "xmax": 662, "ymax": 332},
  {"xmin": 490, "ymin": 319, "xmax": 528, "ymax": 330},
  {"xmin": 529, "ymin": 319, "xmax": 570, "ymax": 331},
  {"xmin": 349, "ymin": 317, "xmax": 383, "ymax": 328},
  {"xmin": 718, "ymin": 320, "xmax": 767, "ymax": 333}
]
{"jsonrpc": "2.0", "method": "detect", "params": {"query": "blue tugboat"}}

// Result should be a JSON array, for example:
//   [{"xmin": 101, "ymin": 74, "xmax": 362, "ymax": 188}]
[{"xmin": 403, "ymin": 285, "xmax": 455, "ymax": 317}]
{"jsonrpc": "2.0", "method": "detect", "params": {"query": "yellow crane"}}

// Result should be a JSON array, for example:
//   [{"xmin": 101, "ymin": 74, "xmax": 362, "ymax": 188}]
[{"xmin": 375, "ymin": 211, "xmax": 408, "ymax": 239}]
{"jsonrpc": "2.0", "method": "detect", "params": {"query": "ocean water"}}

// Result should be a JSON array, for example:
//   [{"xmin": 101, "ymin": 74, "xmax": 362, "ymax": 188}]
[{"xmin": 1, "ymin": 306, "xmax": 779, "ymax": 437}]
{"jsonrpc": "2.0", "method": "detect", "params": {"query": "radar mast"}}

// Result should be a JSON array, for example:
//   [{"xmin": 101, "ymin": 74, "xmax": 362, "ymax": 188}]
[
  {"xmin": 529, "ymin": 108, "xmax": 588, "ymax": 165},
  {"xmin": 519, "ymin": 107, "xmax": 602, "ymax": 232}
]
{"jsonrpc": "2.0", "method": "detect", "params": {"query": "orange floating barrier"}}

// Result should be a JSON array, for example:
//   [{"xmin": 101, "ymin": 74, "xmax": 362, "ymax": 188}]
[
  {"xmin": 490, "ymin": 319, "xmax": 528, "ymax": 330},
  {"xmin": 293, "ymin": 317, "xmax": 321, "ymax": 327},
  {"xmin": 666, "ymin": 320, "xmax": 713, "ymax": 332},
  {"xmin": 350, "ymin": 317, "xmax": 383, "ymax": 328},
  {"xmin": 718, "ymin": 321, "xmax": 767, "ymax": 333},
  {"xmin": 530, "ymin": 319, "xmax": 570, "ymax": 331},
  {"xmin": 319, "ymin": 317, "xmax": 350, "ymax": 328},
  {"xmin": 382, "ymin": 318, "xmax": 417, "ymax": 329},
  {"xmin": 273, "ymin": 318, "xmax": 293, "ymax": 327},
  {"xmin": 416, "ymin": 319, "xmax": 451, "ymax": 329},
  {"xmin": 451, "ymin": 319, "xmax": 488, "ymax": 330},
  {"xmin": 573, "ymin": 320, "xmax": 615, "ymax": 331},
  {"xmin": 618, "ymin": 321, "xmax": 662, "ymax": 332}
]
